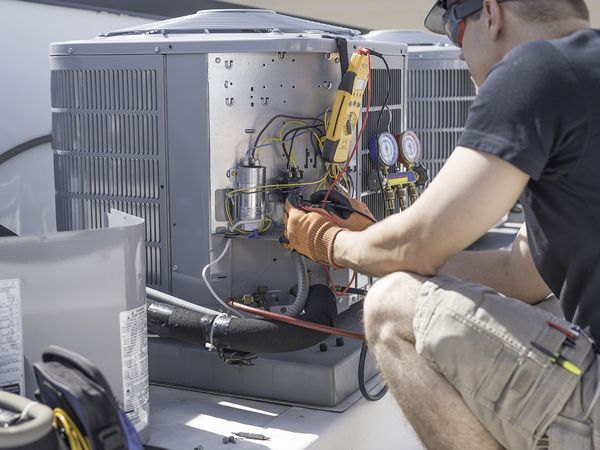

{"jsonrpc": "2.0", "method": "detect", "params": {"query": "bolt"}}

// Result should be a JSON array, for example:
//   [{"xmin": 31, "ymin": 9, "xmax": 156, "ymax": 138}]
[
  {"xmin": 222, "ymin": 437, "xmax": 229, "ymax": 444},
  {"xmin": 319, "ymin": 343, "xmax": 328, "ymax": 352},
  {"xmin": 68, "ymin": 48, "xmax": 73, "ymax": 54},
  {"xmin": 215, "ymin": 57, "xmax": 221, "ymax": 63},
  {"xmin": 154, "ymin": 46, "xmax": 160, "ymax": 53},
  {"xmin": 336, "ymin": 337, "xmax": 345, "ymax": 347},
  {"xmin": 194, "ymin": 446, "xmax": 204, "ymax": 450},
  {"xmin": 172, "ymin": 265, "xmax": 178, "ymax": 271},
  {"xmin": 228, "ymin": 436, "xmax": 236, "ymax": 444}
]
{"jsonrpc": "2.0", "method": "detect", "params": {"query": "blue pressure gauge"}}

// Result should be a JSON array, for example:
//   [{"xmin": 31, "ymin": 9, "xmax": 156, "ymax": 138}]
[{"xmin": 368, "ymin": 132, "xmax": 399, "ymax": 166}]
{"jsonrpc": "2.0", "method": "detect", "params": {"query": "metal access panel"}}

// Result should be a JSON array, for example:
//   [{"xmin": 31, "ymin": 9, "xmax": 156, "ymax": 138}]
[{"xmin": 52, "ymin": 55, "xmax": 170, "ymax": 289}]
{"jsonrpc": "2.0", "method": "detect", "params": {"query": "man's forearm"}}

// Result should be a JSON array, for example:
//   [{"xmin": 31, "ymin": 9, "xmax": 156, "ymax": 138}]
[{"xmin": 333, "ymin": 219, "xmax": 441, "ymax": 278}]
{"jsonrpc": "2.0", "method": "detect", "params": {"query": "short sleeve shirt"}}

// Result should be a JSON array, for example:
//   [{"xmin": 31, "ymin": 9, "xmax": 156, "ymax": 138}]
[{"xmin": 457, "ymin": 29, "xmax": 600, "ymax": 341}]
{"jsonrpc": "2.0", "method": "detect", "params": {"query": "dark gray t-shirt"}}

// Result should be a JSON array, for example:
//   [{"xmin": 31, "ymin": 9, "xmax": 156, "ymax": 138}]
[{"xmin": 458, "ymin": 29, "xmax": 600, "ymax": 341}]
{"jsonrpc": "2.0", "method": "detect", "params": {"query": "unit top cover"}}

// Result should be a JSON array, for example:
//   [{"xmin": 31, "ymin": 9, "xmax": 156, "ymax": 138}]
[{"xmin": 104, "ymin": 9, "xmax": 360, "ymax": 37}]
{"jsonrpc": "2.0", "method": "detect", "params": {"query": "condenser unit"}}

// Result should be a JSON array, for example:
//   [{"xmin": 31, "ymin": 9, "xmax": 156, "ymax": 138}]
[{"xmin": 50, "ymin": 11, "xmax": 473, "ymax": 407}]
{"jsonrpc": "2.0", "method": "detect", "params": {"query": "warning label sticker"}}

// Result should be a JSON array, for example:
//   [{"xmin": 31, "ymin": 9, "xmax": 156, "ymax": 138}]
[
  {"xmin": 119, "ymin": 304, "xmax": 149, "ymax": 432},
  {"xmin": 0, "ymin": 279, "xmax": 25, "ymax": 395}
]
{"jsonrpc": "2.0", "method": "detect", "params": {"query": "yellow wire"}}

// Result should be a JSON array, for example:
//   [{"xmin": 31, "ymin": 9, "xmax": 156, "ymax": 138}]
[
  {"xmin": 254, "ymin": 137, "xmax": 282, "ymax": 157},
  {"xmin": 225, "ymin": 196, "xmax": 273, "ymax": 234},
  {"xmin": 226, "ymin": 172, "xmax": 329, "ymax": 197},
  {"xmin": 224, "ymin": 172, "xmax": 330, "ymax": 232},
  {"xmin": 53, "ymin": 408, "xmax": 91, "ymax": 450}
]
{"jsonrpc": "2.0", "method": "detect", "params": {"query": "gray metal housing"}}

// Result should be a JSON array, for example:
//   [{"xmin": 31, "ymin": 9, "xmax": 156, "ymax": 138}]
[
  {"xmin": 51, "ymin": 10, "xmax": 407, "ymax": 302},
  {"xmin": 50, "ymin": 14, "xmax": 473, "ymax": 407}
]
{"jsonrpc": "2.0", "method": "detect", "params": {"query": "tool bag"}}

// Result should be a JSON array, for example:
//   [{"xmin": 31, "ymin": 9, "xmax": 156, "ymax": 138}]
[{"xmin": 33, "ymin": 346, "xmax": 140, "ymax": 450}]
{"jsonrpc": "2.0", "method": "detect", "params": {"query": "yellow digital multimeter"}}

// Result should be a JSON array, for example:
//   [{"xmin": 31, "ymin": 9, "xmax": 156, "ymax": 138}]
[{"xmin": 322, "ymin": 48, "xmax": 370, "ymax": 163}]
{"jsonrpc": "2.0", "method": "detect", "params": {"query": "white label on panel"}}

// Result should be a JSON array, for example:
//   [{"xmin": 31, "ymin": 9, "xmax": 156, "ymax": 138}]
[
  {"xmin": 119, "ymin": 304, "xmax": 149, "ymax": 431},
  {"xmin": 0, "ymin": 279, "xmax": 25, "ymax": 395}
]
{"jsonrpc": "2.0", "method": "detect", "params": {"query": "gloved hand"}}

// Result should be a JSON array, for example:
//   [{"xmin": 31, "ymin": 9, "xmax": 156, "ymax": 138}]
[
  {"xmin": 281, "ymin": 195, "xmax": 344, "ymax": 267},
  {"xmin": 309, "ymin": 190, "xmax": 376, "ymax": 231}
]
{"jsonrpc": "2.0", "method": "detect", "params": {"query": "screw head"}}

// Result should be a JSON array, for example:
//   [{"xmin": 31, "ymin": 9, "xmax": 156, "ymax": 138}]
[
  {"xmin": 336, "ymin": 337, "xmax": 345, "ymax": 347},
  {"xmin": 154, "ymin": 46, "xmax": 160, "ymax": 53},
  {"xmin": 319, "ymin": 343, "xmax": 328, "ymax": 352},
  {"xmin": 215, "ymin": 57, "xmax": 222, "ymax": 63}
]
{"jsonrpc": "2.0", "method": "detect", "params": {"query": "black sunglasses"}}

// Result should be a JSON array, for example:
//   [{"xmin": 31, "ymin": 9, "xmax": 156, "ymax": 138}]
[{"xmin": 425, "ymin": 0, "xmax": 516, "ymax": 47}]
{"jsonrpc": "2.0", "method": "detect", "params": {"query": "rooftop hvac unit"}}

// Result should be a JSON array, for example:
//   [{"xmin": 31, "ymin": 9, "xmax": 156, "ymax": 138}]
[{"xmin": 50, "ymin": 11, "xmax": 472, "ymax": 407}]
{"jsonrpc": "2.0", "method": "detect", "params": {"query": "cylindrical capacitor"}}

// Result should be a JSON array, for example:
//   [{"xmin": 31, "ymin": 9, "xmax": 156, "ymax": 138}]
[{"xmin": 235, "ymin": 164, "xmax": 266, "ymax": 231}]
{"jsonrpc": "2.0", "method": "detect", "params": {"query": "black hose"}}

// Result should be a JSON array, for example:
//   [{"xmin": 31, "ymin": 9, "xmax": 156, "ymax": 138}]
[
  {"xmin": 358, "ymin": 341, "xmax": 388, "ymax": 401},
  {"xmin": 0, "ymin": 135, "xmax": 52, "ymax": 166},
  {"xmin": 147, "ymin": 284, "xmax": 338, "ymax": 354}
]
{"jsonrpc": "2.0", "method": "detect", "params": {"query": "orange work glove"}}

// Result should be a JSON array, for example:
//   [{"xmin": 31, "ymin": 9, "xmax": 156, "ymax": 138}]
[
  {"xmin": 281, "ymin": 198, "xmax": 344, "ymax": 267},
  {"xmin": 309, "ymin": 190, "xmax": 376, "ymax": 231}
]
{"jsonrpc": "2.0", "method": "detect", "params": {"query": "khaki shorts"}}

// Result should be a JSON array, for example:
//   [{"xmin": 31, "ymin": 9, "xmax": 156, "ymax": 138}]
[{"xmin": 413, "ymin": 275, "xmax": 600, "ymax": 450}]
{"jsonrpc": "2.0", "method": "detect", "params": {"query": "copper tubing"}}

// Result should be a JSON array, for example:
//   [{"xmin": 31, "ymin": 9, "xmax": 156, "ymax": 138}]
[{"xmin": 228, "ymin": 299, "xmax": 365, "ymax": 341}]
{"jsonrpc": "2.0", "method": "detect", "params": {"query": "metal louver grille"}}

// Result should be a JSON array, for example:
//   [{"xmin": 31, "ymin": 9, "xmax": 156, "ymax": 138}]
[
  {"xmin": 52, "ymin": 62, "xmax": 166, "ymax": 288},
  {"xmin": 407, "ymin": 67, "xmax": 476, "ymax": 184}
]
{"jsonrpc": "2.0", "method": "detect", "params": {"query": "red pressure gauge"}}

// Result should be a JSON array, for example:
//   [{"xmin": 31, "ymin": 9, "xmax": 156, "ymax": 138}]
[{"xmin": 396, "ymin": 131, "xmax": 422, "ymax": 166}]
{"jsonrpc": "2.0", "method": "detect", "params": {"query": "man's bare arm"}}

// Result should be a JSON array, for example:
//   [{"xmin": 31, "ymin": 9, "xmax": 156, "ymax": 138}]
[
  {"xmin": 333, "ymin": 146, "xmax": 530, "ymax": 277},
  {"xmin": 439, "ymin": 224, "xmax": 551, "ymax": 303}
]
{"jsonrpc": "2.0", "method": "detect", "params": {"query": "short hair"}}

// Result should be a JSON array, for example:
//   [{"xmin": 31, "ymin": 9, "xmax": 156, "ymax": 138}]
[
  {"xmin": 505, "ymin": 0, "xmax": 590, "ymax": 22},
  {"xmin": 467, "ymin": 0, "xmax": 590, "ymax": 23}
]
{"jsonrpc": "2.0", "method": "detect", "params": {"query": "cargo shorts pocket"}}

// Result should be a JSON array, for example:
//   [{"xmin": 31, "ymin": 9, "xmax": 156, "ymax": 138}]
[{"xmin": 414, "ymin": 276, "xmax": 593, "ymax": 450}]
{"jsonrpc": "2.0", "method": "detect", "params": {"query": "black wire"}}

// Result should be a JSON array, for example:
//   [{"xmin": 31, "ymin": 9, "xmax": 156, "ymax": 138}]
[
  {"xmin": 321, "ymin": 203, "xmax": 377, "ymax": 223},
  {"xmin": 252, "ymin": 115, "xmax": 324, "ymax": 159},
  {"xmin": 369, "ymin": 51, "xmax": 393, "ymax": 218},
  {"xmin": 281, "ymin": 125, "xmax": 325, "ymax": 170},
  {"xmin": 358, "ymin": 340, "xmax": 388, "ymax": 401},
  {"xmin": 0, "ymin": 134, "xmax": 52, "ymax": 166}
]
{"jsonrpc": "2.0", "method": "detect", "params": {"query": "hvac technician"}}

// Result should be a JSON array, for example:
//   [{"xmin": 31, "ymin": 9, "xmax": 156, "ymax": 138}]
[{"xmin": 284, "ymin": 0, "xmax": 600, "ymax": 448}]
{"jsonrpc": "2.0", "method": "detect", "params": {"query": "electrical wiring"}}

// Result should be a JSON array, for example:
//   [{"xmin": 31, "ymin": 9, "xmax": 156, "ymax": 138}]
[
  {"xmin": 317, "ymin": 49, "xmax": 373, "ymax": 297},
  {"xmin": 320, "ymin": 50, "xmax": 372, "ymax": 209},
  {"xmin": 224, "ymin": 197, "xmax": 272, "ymax": 235},
  {"xmin": 325, "ymin": 269, "xmax": 357, "ymax": 297},
  {"xmin": 201, "ymin": 221, "xmax": 256, "ymax": 318},
  {"xmin": 225, "ymin": 172, "xmax": 329, "ymax": 199},
  {"xmin": 227, "ymin": 299, "xmax": 365, "ymax": 341},
  {"xmin": 53, "ymin": 408, "xmax": 90, "ymax": 450},
  {"xmin": 281, "ymin": 123, "xmax": 325, "ymax": 170},
  {"xmin": 252, "ymin": 114, "xmax": 324, "ymax": 159},
  {"xmin": 359, "ymin": 341, "xmax": 389, "ymax": 401}
]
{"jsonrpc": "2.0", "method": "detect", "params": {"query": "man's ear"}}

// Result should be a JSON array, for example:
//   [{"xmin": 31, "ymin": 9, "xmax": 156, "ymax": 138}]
[{"xmin": 483, "ymin": 0, "xmax": 504, "ymax": 41}]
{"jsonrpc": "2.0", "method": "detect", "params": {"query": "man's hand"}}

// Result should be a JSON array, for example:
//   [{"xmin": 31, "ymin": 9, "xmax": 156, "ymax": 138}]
[
  {"xmin": 309, "ymin": 190, "xmax": 376, "ymax": 231},
  {"xmin": 281, "ymin": 197, "xmax": 344, "ymax": 267}
]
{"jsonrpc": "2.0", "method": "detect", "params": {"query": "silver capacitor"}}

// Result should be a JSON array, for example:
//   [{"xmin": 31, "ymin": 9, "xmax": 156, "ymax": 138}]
[{"xmin": 235, "ymin": 164, "xmax": 266, "ymax": 231}]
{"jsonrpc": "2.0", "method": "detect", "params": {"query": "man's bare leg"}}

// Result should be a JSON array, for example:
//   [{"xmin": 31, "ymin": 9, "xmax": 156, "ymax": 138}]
[{"xmin": 363, "ymin": 272, "xmax": 503, "ymax": 450}]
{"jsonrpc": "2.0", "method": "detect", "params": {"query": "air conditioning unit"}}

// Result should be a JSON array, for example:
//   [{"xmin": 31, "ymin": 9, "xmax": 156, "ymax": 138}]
[{"xmin": 51, "ymin": 11, "xmax": 473, "ymax": 407}]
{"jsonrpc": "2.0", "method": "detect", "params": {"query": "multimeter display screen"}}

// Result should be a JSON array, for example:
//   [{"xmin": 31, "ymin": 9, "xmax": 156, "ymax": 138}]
[{"xmin": 354, "ymin": 79, "xmax": 366, "ymax": 90}]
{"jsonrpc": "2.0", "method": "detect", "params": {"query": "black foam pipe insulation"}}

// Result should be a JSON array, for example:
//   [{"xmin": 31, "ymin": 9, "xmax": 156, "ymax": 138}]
[{"xmin": 147, "ymin": 284, "xmax": 338, "ymax": 353}]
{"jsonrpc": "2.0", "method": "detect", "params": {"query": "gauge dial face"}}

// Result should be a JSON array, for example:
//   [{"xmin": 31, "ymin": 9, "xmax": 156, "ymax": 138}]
[
  {"xmin": 377, "ymin": 132, "xmax": 399, "ymax": 166},
  {"xmin": 398, "ymin": 131, "xmax": 422, "ymax": 165}
]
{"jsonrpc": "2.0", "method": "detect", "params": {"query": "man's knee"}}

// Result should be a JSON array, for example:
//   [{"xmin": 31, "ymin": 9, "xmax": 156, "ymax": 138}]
[{"xmin": 363, "ymin": 271, "xmax": 426, "ymax": 344}]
